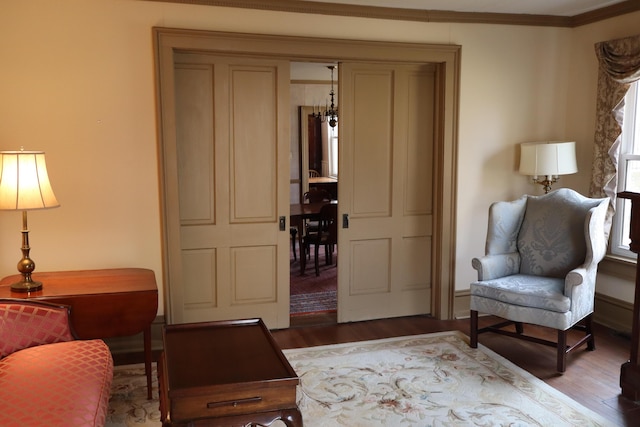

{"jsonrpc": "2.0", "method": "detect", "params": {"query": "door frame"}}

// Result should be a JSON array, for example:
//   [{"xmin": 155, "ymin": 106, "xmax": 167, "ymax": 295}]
[{"xmin": 154, "ymin": 27, "xmax": 461, "ymax": 320}]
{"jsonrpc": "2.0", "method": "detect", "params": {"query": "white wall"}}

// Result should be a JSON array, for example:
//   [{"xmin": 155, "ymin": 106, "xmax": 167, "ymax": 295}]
[{"xmin": 1, "ymin": 0, "xmax": 638, "ymax": 315}]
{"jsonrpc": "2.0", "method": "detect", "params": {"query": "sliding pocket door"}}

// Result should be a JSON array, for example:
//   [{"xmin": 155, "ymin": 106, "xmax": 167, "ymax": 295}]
[{"xmin": 338, "ymin": 62, "xmax": 435, "ymax": 322}]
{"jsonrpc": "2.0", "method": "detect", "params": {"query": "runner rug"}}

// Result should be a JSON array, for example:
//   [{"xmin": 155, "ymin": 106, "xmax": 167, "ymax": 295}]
[
  {"xmin": 106, "ymin": 331, "xmax": 615, "ymax": 426},
  {"xmin": 290, "ymin": 247, "xmax": 337, "ymax": 316}
]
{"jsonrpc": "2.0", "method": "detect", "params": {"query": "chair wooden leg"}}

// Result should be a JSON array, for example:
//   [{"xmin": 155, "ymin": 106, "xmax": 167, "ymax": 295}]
[
  {"xmin": 557, "ymin": 329, "xmax": 567, "ymax": 373},
  {"xmin": 290, "ymin": 228, "xmax": 297, "ymax": 261},
  {"xmin": 515, "ymin": 322, "xmax": 524, "ymax": 334},
  {"xmin": 585, "ymin": 314, "xmax": 596, "ymax": 351},
  {"xmin": 301, "ymin": 242, "xmax": 307, "ymax": 275},
  {"xmin": 470, "ymin": 310, "xmax": 479, "ymax": 348},
  {"xmin": 314, "ymin": 244, "xmax": 320, "ymax": 276}
]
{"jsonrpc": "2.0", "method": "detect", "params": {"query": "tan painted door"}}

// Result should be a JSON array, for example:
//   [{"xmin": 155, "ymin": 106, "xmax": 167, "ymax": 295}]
[
  {"xmin": 170, "ymin": 54, "xmax": 290, "ymax": 329},
  {"xmin": 338, "ymin": 62, "xmax": 435, "ymax": 323}
]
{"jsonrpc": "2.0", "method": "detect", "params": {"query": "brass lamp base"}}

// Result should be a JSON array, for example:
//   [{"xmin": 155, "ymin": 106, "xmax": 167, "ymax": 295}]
[
  {"xmin": 11, "ymin": 278, "xmax": 43, "ymax": 293},
  {"xmin": 532, "ymin": 175, "xmax": 560, "ymax": 194},
  {"xmin": 11, "ymin": 211, "xmax": 44, "ymax": 293}
]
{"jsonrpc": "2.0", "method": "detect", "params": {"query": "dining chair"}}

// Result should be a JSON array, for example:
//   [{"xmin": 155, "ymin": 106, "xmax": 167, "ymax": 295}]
[
  {"xmin": 304, "ymin": 187, "xmax": 332, "ymax": 203},
  {"xmin": 302, "ymin": 188, "xmax": 333, "ymax": 249},
  {"xmin": 302, "ymin": 203, "xmax": 338, "ymax": 276}
]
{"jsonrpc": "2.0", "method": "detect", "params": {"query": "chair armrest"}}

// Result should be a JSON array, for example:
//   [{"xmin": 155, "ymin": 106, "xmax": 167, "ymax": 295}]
[
  {"xmin": 472, "ymin": 253, "xmax": 520, "ymax": 281},
  {"xmin": 564, "ymin": 266, "xmax": 599, "ymax": 318},
  {"xmin": 0, "ymin": 299, "xmax": 74, "ymax": 358},
  {"xmin": 565, "ymin": 268, "xmax": 585, "ymax": 289}
]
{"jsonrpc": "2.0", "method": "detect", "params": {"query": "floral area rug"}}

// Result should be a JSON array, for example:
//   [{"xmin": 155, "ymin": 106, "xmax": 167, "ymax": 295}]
[
  {"xmin": 106, "ymin": 331, "xmax": 615, "ymax": 426},
  {"xmin": 106, "ymin": 364, "xmax": 161, "ymax": 427},
  {"xmin": 286, "ymin": 331, "xmax": 615, "ymax": 426}
]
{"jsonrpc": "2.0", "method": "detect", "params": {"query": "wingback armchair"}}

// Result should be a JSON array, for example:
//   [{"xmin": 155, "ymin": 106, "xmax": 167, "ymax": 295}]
[{"xmin": 470, "ymin": 188, "xmax": 609, "ymax": 372}]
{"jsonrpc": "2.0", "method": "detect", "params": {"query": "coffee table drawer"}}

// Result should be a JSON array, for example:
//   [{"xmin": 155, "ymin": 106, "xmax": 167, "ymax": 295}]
[{"xmin": 170, "ymin": 385, "xmax": 297, "ymax": 421}]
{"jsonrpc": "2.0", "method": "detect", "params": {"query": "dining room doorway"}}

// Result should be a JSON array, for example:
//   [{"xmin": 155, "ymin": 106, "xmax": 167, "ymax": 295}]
[
  {"xmin": 290, "ymin": 64, "xmax": 339, "ymax": 325},
  {"xmin": 155, "ymin": 28, "xmax": 460, "ymax": 328}
]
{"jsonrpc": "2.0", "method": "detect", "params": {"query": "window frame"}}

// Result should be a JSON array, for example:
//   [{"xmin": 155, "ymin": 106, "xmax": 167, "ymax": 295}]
[{"xmin": 611, "ymin": 81, "xmax": 640, "ymax": 259}]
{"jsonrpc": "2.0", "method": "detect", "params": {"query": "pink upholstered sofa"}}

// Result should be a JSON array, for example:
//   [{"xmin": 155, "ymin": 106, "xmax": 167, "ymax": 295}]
[{"xmin": 0, "ymin": 299, "xmax": 114, "ymax": 426}]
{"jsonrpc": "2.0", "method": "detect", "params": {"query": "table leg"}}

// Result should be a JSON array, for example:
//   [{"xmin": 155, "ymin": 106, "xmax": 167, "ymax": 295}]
[
  {"xmin": 281, "ymin": 408, "xmax": 304, "ymax": 426},
  {"xmin": 144, "ymin": 326, "xmax": 153, "ymax": 400},
  {"xmin": 168, "ymin": 409, "xmax": 303, "ymax": 426}
]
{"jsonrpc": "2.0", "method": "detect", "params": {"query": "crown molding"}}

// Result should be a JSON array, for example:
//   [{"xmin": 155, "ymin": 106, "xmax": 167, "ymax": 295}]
[
  {"xmin": 570, "ymin": 0, "xmax": 640, "ymax": 26},
  {"xmin": 144, "ymin": 0, "xmax": 640, "ymax": 27}
]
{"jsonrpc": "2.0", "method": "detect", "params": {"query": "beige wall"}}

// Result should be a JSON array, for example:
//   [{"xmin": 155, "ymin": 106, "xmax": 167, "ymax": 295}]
[{"xmin": 1, "ymin": 0, "xmax": 639, "ymax": 316}]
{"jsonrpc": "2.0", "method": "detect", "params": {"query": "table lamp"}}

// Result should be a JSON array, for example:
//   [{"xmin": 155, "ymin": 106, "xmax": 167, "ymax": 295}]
[
  {"xmin": 0, "ymin": 150, "xmax": 60, "ymax": 292},
  {"xmin": 519, "ymin": 141, "xmax": 578, "ymax": 193}
]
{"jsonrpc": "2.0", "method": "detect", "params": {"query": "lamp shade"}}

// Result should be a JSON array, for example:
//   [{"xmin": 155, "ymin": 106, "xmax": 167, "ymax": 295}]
[
  {"xmin": 519, "ymin": 141, "xmax": 578, "ymax": 178},
  {"xmin": 0, "ymin": 151, "xmax": 60, "ymax": 210}
]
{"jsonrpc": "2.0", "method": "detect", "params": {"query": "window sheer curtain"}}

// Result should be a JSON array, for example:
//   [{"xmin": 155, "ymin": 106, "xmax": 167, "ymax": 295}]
[{"xmin": 590, "ymin": 34, "xmax": 640, "ymax": 216}]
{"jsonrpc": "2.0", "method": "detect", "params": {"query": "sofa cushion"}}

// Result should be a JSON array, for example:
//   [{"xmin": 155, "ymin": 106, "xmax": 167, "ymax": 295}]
[
  {"xmin": 0, "ymin": 302, "xmax": 73, "ymax": 358},
  {"xmin": 0, "ymin": 339, "xmax": 113, "ymax": 427}
]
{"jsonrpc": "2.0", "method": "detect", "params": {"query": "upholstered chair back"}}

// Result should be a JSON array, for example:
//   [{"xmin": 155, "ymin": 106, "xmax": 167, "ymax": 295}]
[{"xmin": 517, "ymin": 189, "xmax": 605, "ymax": 278}]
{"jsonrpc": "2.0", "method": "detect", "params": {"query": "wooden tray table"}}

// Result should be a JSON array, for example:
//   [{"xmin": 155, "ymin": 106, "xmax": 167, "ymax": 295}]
[{"xmin": 159, "ymin": 318, "xmax": 302, "ymax": 426}]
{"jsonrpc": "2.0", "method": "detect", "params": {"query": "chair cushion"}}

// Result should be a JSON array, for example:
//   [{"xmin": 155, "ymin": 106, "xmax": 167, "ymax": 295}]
[
  {"xmin": 0, "ymin": 302, "xmax": 73, "ymax": 358},
  {"xmin": 0, "ymin": 339, "xmax": 113, "ymax": 427},
  {"xmin": 471, "ymin": 274, "xmax": 570, "ymax": 313},
  {"xmin": 518, "ymin": 189, "xmax": 602, "ymax": 278}
]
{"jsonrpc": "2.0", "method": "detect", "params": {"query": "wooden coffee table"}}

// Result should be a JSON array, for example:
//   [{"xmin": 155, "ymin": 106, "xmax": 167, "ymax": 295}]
[{"xmin": 159, "ymin": 318, "xmax": 303, "ymax": 426}]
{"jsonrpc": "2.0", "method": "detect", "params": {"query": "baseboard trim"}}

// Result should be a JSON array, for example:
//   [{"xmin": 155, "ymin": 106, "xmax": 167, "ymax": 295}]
[
  {"xmin": 453, "ymin": 290, "xmax": 471, "ymax": 319},
  {"xmin": 593, "ymin": 293, "xmax": 633, "ymax": 335},
  {"xmin": 454, "ymin": 290, "xmax": 633, "ymax": 334}
]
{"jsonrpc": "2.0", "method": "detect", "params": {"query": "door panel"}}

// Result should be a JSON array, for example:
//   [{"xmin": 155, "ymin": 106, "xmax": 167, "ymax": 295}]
[
  {"xmin": 230, "ymin": 66, "xmax": 278, "ymax": 222},
  {"xmin": 352, "ymin": 70, "xmax": 393, "ymax": 217},
  {"xmin": 175, "ymin": 64, "xmax": 215, "ymax": 225},
  {"xmin": 338, "ymin": 62, "xmax": 435, "ymax": 322},
  {"xmin": 172, "ymin": 55, "xmax": 290, "ymax": 328}
]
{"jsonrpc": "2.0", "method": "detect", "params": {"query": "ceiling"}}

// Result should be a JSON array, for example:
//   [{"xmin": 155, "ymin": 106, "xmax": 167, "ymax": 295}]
[
  {"xmin": 152, "ymin": 1, "xmax": 639, "ymax": 27},
  {"xmin": 301, "ymin": 0, "xmax": 627, "ymax": 17}
]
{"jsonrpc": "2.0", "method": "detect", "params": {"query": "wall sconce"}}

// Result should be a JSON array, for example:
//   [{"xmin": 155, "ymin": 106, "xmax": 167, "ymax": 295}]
[
  {"xmin": 519, "ymin": 141, "xmax": 578, "ymax": 193},
  {"xmin": 0, "ymin": 150, "xmax": 60, "ymax": 292}
]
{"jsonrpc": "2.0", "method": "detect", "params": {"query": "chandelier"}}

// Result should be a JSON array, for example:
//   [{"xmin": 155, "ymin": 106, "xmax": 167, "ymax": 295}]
[{"xmin": 313, "ymin": 65, "xmax": 338, "ymax": 128}]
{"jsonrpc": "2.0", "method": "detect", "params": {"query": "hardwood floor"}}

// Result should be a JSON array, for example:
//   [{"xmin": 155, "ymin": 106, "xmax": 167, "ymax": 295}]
[
  {"xmin": 273, "ymin": 314, "xmax": 640, "ymax": 426},
  {"xmin": 113, "ymin": 313, "xmax": 639, "ymax": 426}
]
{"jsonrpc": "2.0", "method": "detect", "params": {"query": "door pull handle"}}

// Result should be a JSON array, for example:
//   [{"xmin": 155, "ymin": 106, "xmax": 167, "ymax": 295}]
[{"xmin": 342, "ymin": 213, "xmax": 349, "ymax": 229}]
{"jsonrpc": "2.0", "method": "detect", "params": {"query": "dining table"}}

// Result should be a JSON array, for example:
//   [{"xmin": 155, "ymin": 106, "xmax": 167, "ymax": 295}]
[{"xmin": 290, "ymin": 200, "xmax": 337, "ymax": 274}]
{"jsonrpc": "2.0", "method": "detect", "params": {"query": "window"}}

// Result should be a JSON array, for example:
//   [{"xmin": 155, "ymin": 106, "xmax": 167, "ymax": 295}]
[
  {"xmin": 611, "ymin": 80, "xmax": 640, "ymax": 258},
  {"xmin": 327, "ymin": 123, "xmax": 338, "ymax": 179}
]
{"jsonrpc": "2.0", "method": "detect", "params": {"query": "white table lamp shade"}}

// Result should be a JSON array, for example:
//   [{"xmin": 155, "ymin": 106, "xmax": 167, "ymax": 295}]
[
  {"xmin": 519, "ymin": 141, "xmax": 578, "ymax": 178},
  {"xmin": 0, "ymin": 151, "xmax": 59, "ymax": 210}
]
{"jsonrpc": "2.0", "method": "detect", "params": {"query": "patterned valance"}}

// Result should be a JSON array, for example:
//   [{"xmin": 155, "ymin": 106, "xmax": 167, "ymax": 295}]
[
  {"xmin": 589, "ymin": 34, "xmax": 640, "ymax": 227},
  {"xmin": 595, "ymin": 35, "xmax": 640, "ymax": 84}
]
